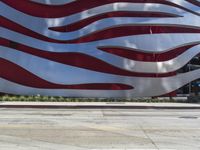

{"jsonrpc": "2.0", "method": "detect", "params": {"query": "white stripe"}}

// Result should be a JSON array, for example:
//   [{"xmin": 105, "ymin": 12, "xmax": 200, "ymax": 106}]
[
  {"xmin": 124, "ymin": 44, "xmax": 200, "ymax": 73},
  {"xmin": 31, "ymin": 0, "xmax": 75, "ymax": 5},
  {"xmin": 2, "ymin": 28, "xmax": 200, "ymax": 73},
  {"xmin": 0, "ymin": 46, "xmax": 125, "ymax": 84},
  {"xmin": 1, "ymin": 42, "xmax": 200, "ymax": 75},
  {"xmin": 2, "ymin": 27, "xmax": 200, "ymax": 52},
  {"xmin": 0, "ymin": 69, "xmax": 200, "ymax": 97},
  {"xmin": 2, "ymin": 15, "xmax": 200, "ymax": 42},
  {"xmin": 167, "ymin": 0, "xmax": 200, "ymax": 13},
  {"xmin": 47, "ymin": 18, "xmax": 200, "ymax": 41},
  {"xmin": 1, "ymin": 2, "xmax": 181, "ymax": 24},
  {"xmin": 2, "ymin": 2, "xmax": 191, "ymax": 40}
]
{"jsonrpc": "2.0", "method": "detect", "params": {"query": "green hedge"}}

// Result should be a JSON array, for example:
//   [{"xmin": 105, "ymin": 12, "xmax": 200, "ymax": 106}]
[{"xmin": 0, "ymin": 95, "xmax": 186, "ymax": 103}]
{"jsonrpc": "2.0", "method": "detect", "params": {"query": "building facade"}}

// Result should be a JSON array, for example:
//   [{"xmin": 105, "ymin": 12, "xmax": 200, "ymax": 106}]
[{"xmin": 0, "ymin": 0, "xmax": 200, "ymax": 97}]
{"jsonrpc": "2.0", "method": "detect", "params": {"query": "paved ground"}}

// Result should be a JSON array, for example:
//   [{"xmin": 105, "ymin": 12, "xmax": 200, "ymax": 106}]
[
  {"xmin": 0, "ymin": 108, "xmax": 199, "ymax": 150},
  {"xmin": 0, "ymin": 102, "xmax": 200, "ymax": 109}
]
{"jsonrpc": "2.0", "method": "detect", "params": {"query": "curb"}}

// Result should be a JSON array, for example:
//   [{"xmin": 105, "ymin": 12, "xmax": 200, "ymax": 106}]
[{"xmin": 0, "ymin": 103, "xmax": 200, "ymax": 109}]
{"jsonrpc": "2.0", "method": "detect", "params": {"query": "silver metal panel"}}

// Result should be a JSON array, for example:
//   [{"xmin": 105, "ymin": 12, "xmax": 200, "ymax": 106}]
[{"xmin": 0, "ymin": 0, "xmax": 200, "ymax": 97}]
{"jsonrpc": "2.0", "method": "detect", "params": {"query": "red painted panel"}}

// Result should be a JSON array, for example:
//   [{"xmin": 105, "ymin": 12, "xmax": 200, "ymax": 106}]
[
  {"xmin": 0, "ymin": 58, "xmax": 133, "ymax": 90},
  {"xmin": 2, "ymin": 0, "xmax": 199, "ymax": 18},
  {"xmin": 2, "ymin": 16, "xmax": 200, "ymax": 44},
  {"xmin": 98, "ymin": 43, "xmax": 199, "ymax": 62},
  {"xmin": 0, "ymin": 38, "xmax": 177, "ymax": 78}
]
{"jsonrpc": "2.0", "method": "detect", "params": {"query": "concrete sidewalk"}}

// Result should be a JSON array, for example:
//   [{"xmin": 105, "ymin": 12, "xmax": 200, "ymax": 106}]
[
  {"xmin": 0, "ymin": 102, "xmax": 199, "ymax": 109},
  {"xmin": 0, "ymin": 108, "xmax": 199, "ymax": 149}
]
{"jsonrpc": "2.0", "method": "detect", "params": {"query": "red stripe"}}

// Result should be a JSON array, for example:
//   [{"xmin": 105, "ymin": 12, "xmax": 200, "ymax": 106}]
[
  {"xmin": 0, "ymin": 58, "xmax": 133, "ymax": 90},
  {"xmin": 2, "ymin": 16, "xmax": 200, "ymax": 44},
  {"xmin": 66, "ymin": 25, "xmax": 200, "ymax": 43},
  {"xmin": 2, "ymin": 0, "xmax": 199, "ymax": 18},
  {"xmin": 0, "ymin": 38, "xmax": 176, "ymax": 77},
  {"xmin": 49, "ymin": 11, "xmax": 181, "ymax": 32},
  {"xmin": 98, "ymin": 43, "xmax": 199, "ymax": 62}
]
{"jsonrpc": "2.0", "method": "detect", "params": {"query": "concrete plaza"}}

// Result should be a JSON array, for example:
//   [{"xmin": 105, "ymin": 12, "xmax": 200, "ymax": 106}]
[{"xmin": 0, "ymin": 107, "xmax": 199, "ymax": 150}]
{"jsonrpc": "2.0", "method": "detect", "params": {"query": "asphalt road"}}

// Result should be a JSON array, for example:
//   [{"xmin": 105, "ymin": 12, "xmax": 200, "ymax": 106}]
[{"xmin": 0, "ymin": 108, "xmax": 199, "ymax": 150}]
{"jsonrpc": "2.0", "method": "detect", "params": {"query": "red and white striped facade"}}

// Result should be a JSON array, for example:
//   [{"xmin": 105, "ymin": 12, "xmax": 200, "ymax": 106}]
[{"xmin": 0, "ymin": 0, "xmax": 200, "ymax": 97}]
